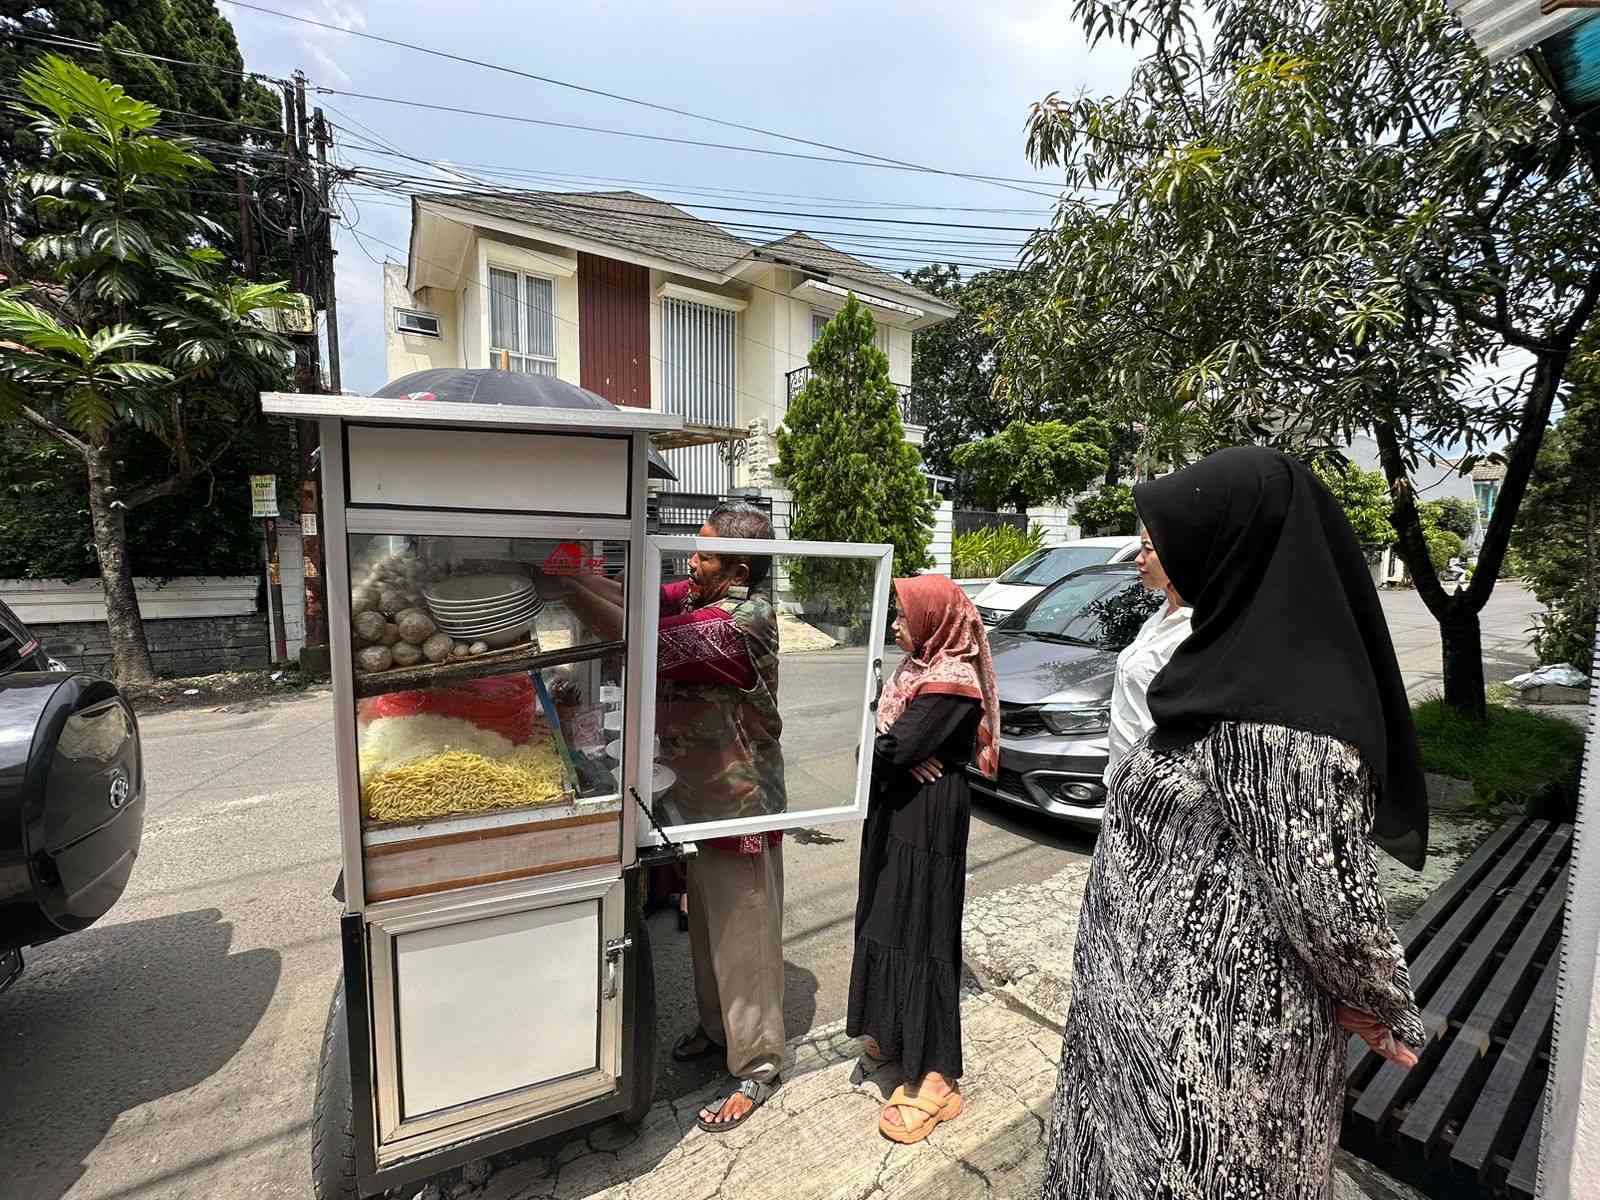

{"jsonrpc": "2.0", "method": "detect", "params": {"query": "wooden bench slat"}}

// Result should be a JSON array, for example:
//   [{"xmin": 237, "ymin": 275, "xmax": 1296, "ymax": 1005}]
[
  {"xmin": 1451, "ymin": 937, "xmax": 1563, "ymax": 1180},
  {"xmin": 1398, "ymin": 858, "xmax": 1570, "ymax": 1154},
  {"xmin": 1354, "ymin": 826, "xmax": 1567, "ymax": 1128},
  {"xmin": 1347, "ymin": 819, "xmax": 1548, "ymax": 1081},
  {"xmin": 1507, "ymin": 1088, "xmax": 1544, "ymax": 1200},
  {"xmin": 1400, "ymin": 816, "xmax": 1527, "ymax": 955}
]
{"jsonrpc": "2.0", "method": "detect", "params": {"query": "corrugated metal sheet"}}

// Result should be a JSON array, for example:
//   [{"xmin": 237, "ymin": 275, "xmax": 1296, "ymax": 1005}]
[
  {"xmin": 660, "ymin": 296, "xmax": 736, "ymax": 494},
  {"xmin": 578, "ymin": 253, "xmax": 650, "ymax": 408},
  {"xmin": 1448, "ymin": 0, "xmax": 1586, "ymax": 63}
]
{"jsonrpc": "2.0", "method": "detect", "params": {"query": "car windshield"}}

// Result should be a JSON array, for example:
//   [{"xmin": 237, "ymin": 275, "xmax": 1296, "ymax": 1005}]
[
  {"xmin": 996, "ymin": 544, "xmax": 1118, "ymax": 586},
  {"xmin": 1001, "ymin": 574, "xmax": 1163, "ymax": 650}
]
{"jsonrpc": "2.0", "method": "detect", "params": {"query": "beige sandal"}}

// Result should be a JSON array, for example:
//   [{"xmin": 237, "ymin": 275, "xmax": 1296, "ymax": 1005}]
[{"xmin": 878, "ymin": 1084, "xmax": 962, "ymax": 1144}]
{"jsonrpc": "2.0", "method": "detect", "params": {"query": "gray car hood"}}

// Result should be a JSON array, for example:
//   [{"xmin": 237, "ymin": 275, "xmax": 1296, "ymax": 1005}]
[{"xmin": 987, "ymin": 631, "xmax": 1118, "ymax": 706}]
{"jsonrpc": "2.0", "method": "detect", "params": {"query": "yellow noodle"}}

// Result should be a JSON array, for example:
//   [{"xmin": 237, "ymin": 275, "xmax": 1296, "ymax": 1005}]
[{"xmin": 362, "ymin": 741, "xmax": 570, "ymax": 824}]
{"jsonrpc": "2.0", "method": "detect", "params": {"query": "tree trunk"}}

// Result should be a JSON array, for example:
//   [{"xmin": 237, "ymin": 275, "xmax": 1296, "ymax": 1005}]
[
  {"xmin": 85, "ymin": 443, "xmax": 158, "ymax": 685},
  {"xmin": 1441, "ymin": 610, "xmax": 1486, "ymax": 720}
]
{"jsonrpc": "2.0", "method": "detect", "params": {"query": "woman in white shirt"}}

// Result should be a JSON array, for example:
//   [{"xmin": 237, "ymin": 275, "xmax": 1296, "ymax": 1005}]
[{"xmin": 1104, "ymin": 530, "xmax": 1193, "ymax": 782}]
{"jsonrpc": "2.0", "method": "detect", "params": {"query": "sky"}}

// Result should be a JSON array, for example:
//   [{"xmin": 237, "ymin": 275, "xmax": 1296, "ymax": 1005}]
[{"xmin": 221, "ymin": 0, "xmax": 1139, "ymax": 392}]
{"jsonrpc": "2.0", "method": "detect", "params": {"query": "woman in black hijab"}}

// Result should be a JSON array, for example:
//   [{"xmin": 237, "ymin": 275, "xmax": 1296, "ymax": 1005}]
[{"xmin": 1039, "ymin": 447, "xmax": 1427, "ymax": 1200}]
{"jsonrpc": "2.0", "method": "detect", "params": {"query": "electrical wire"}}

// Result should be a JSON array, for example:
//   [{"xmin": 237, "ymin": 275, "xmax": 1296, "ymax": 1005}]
[
  {"xmin": 220, "ymin": 0, "xmax": 1066, "ymax": 199},
  {"xmin": 312, "ymin": 85, "xmax": 1077, "ymax": 196},
  {"xmin": 0, "ymin": 29, "xmax": 288, "ymax": 86}
]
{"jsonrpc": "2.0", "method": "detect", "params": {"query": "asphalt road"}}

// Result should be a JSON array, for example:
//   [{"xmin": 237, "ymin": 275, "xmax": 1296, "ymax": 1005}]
[{"xmin": 0, "ymin": 584, "xmax": 1541, "ymax": 1199}]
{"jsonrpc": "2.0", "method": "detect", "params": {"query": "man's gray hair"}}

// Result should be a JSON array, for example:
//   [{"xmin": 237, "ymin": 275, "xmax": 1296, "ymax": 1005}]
[{"xmin": 707, "ymin": 500, "xmax": 775, "ymax": 587}]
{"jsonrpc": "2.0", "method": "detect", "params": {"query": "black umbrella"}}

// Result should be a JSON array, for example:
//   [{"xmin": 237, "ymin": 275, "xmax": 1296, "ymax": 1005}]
[{"xmin": 373, "ymin": 368, "xmax": 678, "ymax": 481}]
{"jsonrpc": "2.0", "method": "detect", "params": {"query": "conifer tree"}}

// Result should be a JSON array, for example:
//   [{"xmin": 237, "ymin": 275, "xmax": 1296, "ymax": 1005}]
[{"xmin": 777, "ymin": 296, "xmax": 934, "ymax": 623}]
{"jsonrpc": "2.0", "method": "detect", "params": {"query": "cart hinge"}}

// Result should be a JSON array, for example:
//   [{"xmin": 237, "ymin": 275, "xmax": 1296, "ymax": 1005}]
[{"xmin": 603, "ymin": 935, "xmax": 633, "ymax": 1000}]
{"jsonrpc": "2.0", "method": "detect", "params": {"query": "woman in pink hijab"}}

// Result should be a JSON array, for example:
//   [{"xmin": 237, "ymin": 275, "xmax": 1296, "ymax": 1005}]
[{"xmin": 848, "ymin": 574, "xmax": 1001, "ymax": 1143}]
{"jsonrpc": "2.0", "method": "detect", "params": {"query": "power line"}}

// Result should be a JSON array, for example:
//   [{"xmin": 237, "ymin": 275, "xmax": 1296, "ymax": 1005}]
[
  {"xmin": 338, "ymin": 155, "xmax": 1043, "ymax": 232},
  {"xmin": 317, "ymin": 106, "xmax": 1064, "ymax": 212},
  {"xmin": 220, "ymin": 0, "xmax": 1063, "ymax": 199},
  {"xmin": 340, "ymin": 183, "xmax": 1024, "ymax": 269},
  {"xmin": 0, "ymin": 29, "xmax": 289, "ymax": 86},
  {"xmin": 312, "ymin": 86, "xmax": 1078, "ymax": 194}
]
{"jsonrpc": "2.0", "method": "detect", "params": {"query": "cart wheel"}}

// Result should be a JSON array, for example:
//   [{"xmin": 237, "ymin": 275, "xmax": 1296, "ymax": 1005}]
[
  {"xmin": 312, "ymin": 977, "xmax": 360, "ymax": 1200},
  {"xmin": 622, "ymin": 903, "xmax": 657, "ymax": 1125}
]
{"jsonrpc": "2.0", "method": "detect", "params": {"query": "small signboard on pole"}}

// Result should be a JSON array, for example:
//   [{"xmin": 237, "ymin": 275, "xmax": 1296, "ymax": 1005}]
[
  {"xmin": 251, "ymin": 475, "xmax": 279, "ymax": 518},
  {"xmin": 250, "ymin": 476, "xmax": 288, "ymax": 663}
]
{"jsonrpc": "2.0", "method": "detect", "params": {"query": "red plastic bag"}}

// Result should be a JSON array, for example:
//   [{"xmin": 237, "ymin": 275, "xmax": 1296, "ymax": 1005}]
[{"xmin": 364, "ymin": 674, "xmax": 536, "ymax": 744}]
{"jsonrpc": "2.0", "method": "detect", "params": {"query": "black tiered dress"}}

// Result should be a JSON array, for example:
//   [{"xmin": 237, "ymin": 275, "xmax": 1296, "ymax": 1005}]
[{"xmin": 847, "ymin": 692, "xmax": 981, "ymax": 1080}]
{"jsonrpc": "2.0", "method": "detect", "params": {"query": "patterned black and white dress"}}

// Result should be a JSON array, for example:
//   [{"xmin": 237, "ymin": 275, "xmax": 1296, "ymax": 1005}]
[{"xmin": 1042, "ymin": 721, "xmax": 1426, "ymax": 1200}]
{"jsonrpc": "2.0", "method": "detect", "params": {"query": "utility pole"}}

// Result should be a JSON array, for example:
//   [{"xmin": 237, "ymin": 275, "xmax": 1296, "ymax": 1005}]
[
  {"xmin": 276, "ymin": 70, "xmax": 331, "ymax": 673},
  {"xmin": 312, "ymin": 108, "xmax": 342, "ymax": 394},
  {"xmin": 234, "ymin": 172, "xmax": 257, "ymax": 280}
]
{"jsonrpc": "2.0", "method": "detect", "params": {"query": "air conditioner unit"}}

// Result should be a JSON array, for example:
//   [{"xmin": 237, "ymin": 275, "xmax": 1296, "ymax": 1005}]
[{"xmin": 395, "ymin": 308, "xmax": 442, "ymax": 338}]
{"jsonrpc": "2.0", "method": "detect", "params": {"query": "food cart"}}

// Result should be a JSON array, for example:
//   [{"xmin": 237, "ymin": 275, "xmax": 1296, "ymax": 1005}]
[{"xmin": 263, "ymin": 374, "xmax": 892, "ymax": 1199}]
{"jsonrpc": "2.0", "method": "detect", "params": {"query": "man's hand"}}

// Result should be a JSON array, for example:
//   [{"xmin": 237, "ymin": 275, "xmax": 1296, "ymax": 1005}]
[
  {"xmin": 909, "ymin": 757, "xmax": 944, "ymax": 785},
  {"xmin": 1337, "ymin": 1006, "xmax": 1418, "ymax": 1068}
]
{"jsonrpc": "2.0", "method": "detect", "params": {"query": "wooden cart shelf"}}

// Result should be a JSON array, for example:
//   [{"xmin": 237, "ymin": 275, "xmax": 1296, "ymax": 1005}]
[
  {"xmin": 353, "ymin": 639, "xmax": 625, "ymax": 699},
  {"xmin": 362, "ymin": 796, "xmax": 622, "ymax": 847}
]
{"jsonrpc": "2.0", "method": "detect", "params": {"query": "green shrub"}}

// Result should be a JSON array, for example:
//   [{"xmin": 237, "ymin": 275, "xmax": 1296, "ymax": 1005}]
[
  {"xmin": 1530, "ymin": 597, "xmax": 1598, "ymax": 675},
  {"xmin": 1424, "ymin": 528, "xmax": 1464, "ymax": 573},
  {"xmin": 1421, "ymin": 497, "xmax": 1476, "ymax": 539},
  {"xmin": 1075, "ymin": 484, "xmax": 1137, "ymax": 536},
  {"xmin": 1412, "ymin": 699, "xmax": 1585, "ymax": 814},
  {"xmin": 952, "ymin": 525, "xmax": 1046, "ymax": 579}
]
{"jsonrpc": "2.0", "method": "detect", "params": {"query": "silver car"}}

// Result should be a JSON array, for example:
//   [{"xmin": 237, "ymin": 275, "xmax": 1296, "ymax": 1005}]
[{"xmin": 968, "ymin": 564, "xmax": 1162, "ymax": 830}]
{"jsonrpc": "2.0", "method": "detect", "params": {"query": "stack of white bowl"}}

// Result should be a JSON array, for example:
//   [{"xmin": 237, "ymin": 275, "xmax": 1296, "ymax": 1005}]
[{"xmin": 422, "ymin": 573, "xmax": 545, "ymax": 650}]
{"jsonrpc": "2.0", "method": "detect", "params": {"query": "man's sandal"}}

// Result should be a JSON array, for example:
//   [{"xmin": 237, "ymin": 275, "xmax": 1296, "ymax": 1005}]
[
  {"xmin": 878, "ymin": 1085, "xmax": 962, "ymax": 1144},
  {"xmin": 671, "ymin": 1027, "xmax": 725, "ymax": 1063},
  {"xmin": 696, "ymin": 1078, "xmax": 778, "ymax": 1133}
]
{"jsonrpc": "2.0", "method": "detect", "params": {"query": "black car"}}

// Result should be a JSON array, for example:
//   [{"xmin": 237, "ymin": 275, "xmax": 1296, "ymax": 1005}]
[
  {"xmin": 968, "ymin": 564, "xmax": 1162, "ymax": 830},
  {"xmin": 0, "ymin": 598, "xmax": 145, "ymax": 992}
]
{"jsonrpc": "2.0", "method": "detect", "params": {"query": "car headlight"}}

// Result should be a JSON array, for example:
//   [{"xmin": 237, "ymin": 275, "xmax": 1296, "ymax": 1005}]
[{"xmin": 1038, "ymin": 704, "xmax": 1111, "ymax": 736}]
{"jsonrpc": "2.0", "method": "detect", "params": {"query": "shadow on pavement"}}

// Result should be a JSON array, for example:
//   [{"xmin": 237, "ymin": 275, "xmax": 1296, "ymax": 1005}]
[{"xmin": 0, "ymin": 907, "xmax": 281, "ymax": 1200}]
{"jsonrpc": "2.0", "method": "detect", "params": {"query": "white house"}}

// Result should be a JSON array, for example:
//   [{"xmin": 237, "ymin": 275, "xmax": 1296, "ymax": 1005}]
[{"xmin": 382, "ymin": 190, "xmax": 958, "ymax": 495}]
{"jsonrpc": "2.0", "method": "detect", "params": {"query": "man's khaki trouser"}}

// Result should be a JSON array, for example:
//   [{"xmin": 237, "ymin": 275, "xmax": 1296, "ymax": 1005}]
[{"xmin": 685, "ymin": 840, "xmax": 785, "ymax": 1083}]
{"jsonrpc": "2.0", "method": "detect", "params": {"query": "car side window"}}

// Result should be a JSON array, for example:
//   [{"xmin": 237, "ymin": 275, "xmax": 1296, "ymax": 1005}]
[{"xmin": 1076, "ymin": 581, "xmax": 1163, "ymax": 648}]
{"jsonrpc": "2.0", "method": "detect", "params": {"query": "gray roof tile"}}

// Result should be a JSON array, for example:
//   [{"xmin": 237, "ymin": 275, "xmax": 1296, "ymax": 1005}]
[{"xmin": 426, "ymin": 191, "xmax": 950, "ymax": 310}]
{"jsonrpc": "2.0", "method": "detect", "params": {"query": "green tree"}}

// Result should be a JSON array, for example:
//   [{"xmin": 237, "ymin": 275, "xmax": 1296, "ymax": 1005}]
[
  {"xmin": 0, "ymin": 0, "xmax": 283, "ymax": 280},
  {"xmin": 1316, "ymin": 463, "xmax": 1396, "ymax": 547},
  {"xmin": 1425, "ymin": 497, "xmax": 1477, "ymax": 541},
  {"xmin": 1514, "ymin": 334, "xmax": 1600, "ymax": 673},
  {"xmin": 777, "ymin": 296, "xmax": 934, "ymax": 618},
  {"xmin": 1075, "ymin": 483, "xmax": 1138, "ymax": 536},
  {"xmin": 1011, "ymin": 0, "xmax": 1600, "ymax": 717},
  {"xmin": 952, "ymin": 419, "xmax": 1110, "ymax": 513},
  {"xmin": 0, "ymin": 57, "xmax": 291, "ymax": 682}
]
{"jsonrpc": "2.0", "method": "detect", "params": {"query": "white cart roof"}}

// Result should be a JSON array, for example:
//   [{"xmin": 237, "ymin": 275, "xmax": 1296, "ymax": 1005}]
[{"xmin": 260, "ymin": 391, "xmax": 686, "ymax": 435}]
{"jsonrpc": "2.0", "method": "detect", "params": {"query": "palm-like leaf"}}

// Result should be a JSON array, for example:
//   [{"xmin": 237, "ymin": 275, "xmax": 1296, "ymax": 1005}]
[
  {"xmin": 64, "ymin": 386, "xmax": 117, "ymax": 437},
  {"xmin": 0, "ymin": 296, "xmax": 93, "ymax": 358}
]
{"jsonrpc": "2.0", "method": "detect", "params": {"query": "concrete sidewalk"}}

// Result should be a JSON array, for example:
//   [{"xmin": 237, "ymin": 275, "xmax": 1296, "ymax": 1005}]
[{"xmin": 449, "ymin": 864, "xmax": 1419, "ymax": 1200}]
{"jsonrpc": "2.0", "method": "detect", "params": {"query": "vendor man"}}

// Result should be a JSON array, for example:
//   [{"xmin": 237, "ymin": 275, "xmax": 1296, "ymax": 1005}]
[{"xmin": 568, "ymin": 501, "xmax": 787, "ymax": 1132}]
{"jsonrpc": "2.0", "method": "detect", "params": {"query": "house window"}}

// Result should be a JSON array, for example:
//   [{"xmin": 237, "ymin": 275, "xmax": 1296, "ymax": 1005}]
[
  {"xmin": 488, "ymin": 266, "xmax": 557, "ymax": 375},
  {"xmin": 1475, "ymin": 481, "xmax": 1498, "ymax": 523},
  {"xmin": 661, "ymin": 297, "xmax": 736, "ymax": 494}
]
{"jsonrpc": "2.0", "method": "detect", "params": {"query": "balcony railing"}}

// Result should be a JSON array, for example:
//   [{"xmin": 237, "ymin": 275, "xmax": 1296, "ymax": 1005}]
[{"xmin": 786, "ymin": 366, "xmax": 933, "ymax": 428}]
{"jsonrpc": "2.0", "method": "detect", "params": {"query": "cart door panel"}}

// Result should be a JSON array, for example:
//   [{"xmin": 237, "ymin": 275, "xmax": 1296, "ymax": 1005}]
[
  {"xmin": 637, "ymin": 536, "xmax": 894, "ymax": 847},
  {"xmin": 366, "ymin": 873, "xmax": 625, "ymax": 1161}
]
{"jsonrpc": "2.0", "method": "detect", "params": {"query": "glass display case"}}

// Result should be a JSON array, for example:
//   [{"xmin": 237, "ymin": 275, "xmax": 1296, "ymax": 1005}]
[{"xmin": 340, "ymin": 531, "xmax": 635, "ymax": 904}]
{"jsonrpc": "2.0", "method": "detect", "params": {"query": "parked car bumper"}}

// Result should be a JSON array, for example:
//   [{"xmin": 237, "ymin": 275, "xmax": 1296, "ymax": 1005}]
[{"xmin": 968, "ymin": 731, "xmax": 1109, "ymax": 830}]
